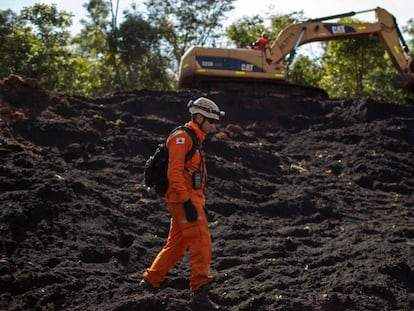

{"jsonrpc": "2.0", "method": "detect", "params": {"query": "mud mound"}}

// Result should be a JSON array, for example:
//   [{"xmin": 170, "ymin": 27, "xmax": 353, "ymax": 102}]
[{"xmin": 1, "ymin": 77, "xmax": 413, "ymax": 310}]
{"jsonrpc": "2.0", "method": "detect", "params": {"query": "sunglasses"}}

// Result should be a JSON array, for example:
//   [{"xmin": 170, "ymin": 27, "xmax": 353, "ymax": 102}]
[{"xmin": 207, "ymin": 118, "xmax": 217, "ymax": 125}]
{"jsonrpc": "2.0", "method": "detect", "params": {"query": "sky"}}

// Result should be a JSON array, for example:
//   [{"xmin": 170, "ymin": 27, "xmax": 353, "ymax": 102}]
[{"xmin": 1, "ymin": 0, "xmax": 413, "ymax": 36}]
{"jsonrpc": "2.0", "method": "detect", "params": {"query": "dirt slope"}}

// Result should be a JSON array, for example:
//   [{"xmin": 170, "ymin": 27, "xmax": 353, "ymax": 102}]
[{"xmin": 1, "ymin": 75, "xmax": 414, "ymax": 310}]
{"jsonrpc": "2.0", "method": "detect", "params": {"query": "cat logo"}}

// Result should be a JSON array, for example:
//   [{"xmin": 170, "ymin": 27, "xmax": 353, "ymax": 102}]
[
  {"xmin": 241, "ymin": 64, "xmax": 254, "ymax": 72},
  {"xmin": 332, "ymin": 25, "xmax": 346, "ymax": 34}
]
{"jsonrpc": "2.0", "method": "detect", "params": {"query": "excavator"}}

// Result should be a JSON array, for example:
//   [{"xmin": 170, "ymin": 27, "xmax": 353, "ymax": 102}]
[{"xmin": 178, "ymin": 7, "xmax": 414, "ymax": 98}]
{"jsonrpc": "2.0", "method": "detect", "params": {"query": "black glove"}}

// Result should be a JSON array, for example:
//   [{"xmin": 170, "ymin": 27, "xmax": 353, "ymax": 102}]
[{"xmin": 183, "ymin": 200, "xmax": 198, "ymax": 222}]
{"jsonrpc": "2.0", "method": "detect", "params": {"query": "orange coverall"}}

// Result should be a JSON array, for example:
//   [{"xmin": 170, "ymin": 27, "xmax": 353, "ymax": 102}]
[
  {"xmin": 253, "ymin": 37, "xmax": 270, "ymax": 51},
  {"xmin": 253, "ymin": 37, "xmax": 272, "ymax": 62},
  {"xmin": 143, "ymin": 121, "xmax": 214, "ymax": 292}
]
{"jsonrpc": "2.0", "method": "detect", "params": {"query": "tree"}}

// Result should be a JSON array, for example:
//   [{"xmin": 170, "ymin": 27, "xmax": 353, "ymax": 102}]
[
  {"xmin": 18, "ymin": 3, "xmax": 74, "ymax": 91},
  {"xmin": 0, "ymin": 9, "xmax": 33, "ymax": 78},
  {"xmin": 71, "ymin": 0, "xmax": 118, "ymax": 95},
  {"xmin": 0, "ymin": 5, "xmax": 78, "ymax": 92},
  {"xmin": 70, "ymin": 0, "xmax": 175, "ymax": 95},
  {"xmin": 319, "ymin": 37, "xmax": 389, "ymax": 98},
  {"xmin": 226, "ymin": 15, "xmax": 266, "ymax": 48},
  {"xmin": 144, "ymin": 0, "xmax": 236, "ymax": 70},
  {"xmin": 403, "ymin": 19, "xmax": 414, "ymax": 51},
  {"xmin": 117, "ymin": 8, "xmax": 174, "ymax": 90},
  {"xmin": 289, "ymin": 55, "xmax": 324, "ymax": 87}
]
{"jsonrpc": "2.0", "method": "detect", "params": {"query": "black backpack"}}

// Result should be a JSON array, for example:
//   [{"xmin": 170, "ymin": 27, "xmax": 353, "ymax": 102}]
[{"xmin": 144, "ymin": 126, "xmax": 199, "ymax": 196}]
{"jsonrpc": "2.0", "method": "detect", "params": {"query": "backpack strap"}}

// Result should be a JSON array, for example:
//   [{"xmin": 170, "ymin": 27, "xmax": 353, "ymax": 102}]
[{"xmin": 181, "ymin": 127, "xmax": 200, "ymax": 162}]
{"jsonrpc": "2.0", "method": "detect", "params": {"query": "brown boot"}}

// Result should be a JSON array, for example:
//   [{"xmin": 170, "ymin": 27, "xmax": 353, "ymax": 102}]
[{"xmin": 190, "ymin": 284, "xmax": 220, "ymax": 310}]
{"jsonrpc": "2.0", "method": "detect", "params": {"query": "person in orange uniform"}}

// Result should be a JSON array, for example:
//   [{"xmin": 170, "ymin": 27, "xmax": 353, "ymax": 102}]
[
  {"xmin": 253, "ymin": 32, "xmax": 271, "ymax": 50},
  {"xmin": 141, "ymin": 97, "xmax": 225, "ymax": 310},
  {"xmin": 253, "ymin": 32, "xmax": 272, "ymax": 63}
]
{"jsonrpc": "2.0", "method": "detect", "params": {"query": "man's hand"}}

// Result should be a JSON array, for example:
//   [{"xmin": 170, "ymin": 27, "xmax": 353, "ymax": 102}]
[{"xmin": 183, "ymin": 200, "xmax": 198, "ymax": 222}]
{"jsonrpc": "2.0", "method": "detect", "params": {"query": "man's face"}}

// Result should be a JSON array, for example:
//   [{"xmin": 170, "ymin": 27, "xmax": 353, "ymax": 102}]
[{"xmin": 197, "ymin": 114, "xmax": 217, "ymax": 134}]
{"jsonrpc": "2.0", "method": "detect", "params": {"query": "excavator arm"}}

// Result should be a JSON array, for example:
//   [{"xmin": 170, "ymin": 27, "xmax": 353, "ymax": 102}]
[{"xmin": 269, "ymin": 7, "xmax": 414, "ymax": 87}]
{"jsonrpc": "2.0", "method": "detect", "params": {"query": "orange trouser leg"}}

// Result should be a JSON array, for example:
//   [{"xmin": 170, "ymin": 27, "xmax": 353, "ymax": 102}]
[
  {"xmin": 143, "ymin": 216, "xmax": 186, "ymax": 288},
  {"xmin": 143, "ymin": 203, "xmax": 213, "ymax": 291},
  {"xmin": 188, "ymin": 210, "xmax": 214, "ymax": 291}
]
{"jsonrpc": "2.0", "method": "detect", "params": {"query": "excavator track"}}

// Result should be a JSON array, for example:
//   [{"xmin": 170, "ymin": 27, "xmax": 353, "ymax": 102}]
[{"xmin": 196, "ymin": 79, "xmax": 329, "ymax": 99}]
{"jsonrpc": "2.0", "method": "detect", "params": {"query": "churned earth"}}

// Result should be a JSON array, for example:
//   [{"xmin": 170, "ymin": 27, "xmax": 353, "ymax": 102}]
[{"xmin": 0, "ymin": 75, "xmax": 414, "ymax": 310}]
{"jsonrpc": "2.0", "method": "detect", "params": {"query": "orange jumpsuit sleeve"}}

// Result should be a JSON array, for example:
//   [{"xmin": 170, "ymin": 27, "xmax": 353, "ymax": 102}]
[
  {"xmin": 166, "ymin": 130, "xmax": 192, "ymax": 203},
  {"xmin": 254, "ymin": 38, "xmax": 270, "ymax": 50}
]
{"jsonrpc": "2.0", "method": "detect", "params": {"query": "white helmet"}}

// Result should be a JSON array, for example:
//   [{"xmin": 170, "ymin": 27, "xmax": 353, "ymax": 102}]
[{"xmin": 187, "ymin": 97, "xmax": 225, "ymax": 121}]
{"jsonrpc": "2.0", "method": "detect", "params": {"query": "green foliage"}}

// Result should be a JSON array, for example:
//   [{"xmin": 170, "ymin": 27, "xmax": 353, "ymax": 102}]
[
  {"xmin": 289, "ymin": 55, "xmax": 324, "ymax": 87},
  {"xmin": 0, "ymin": 10, "xmax": 33, "ymax": 77},
  {"xmin": 20, "ymin": 3, "xmax": 72, "ymax": 38},
  {"xmin": 69, "ymin": 1, "xmax": 176, "ymax": 96},
  {"xmin": 403, "ymin": 19, "xmax": 414, "ymax": 51},
  {"xmin": 117, "ymin": 10, "xmax": 174, "ymax": 90},
  {"xmin": 70, "ymin": 0, "xmax": 115, "ymax": 95},
  {"xmin": 226, "ymin": 15, "xmax": 266, "ymax": 48},
  {"xmin": 144, "ymin": 0, "xmax": 236, "ymax": 66},
  {"xmin": 363, "ymin": 54, "xmax": 414, "ymax": 104},
  {"xmin": 319, "ymin": 35, "xmax": 411, "ymax": 101},
  {"xmin": 118, "ymin": 15, "xmax": 153, "ymax": 65},
  {"xmin": 136, "ymin": 53, "xmax": 176, "ymax": 90},
  {"xmin": 0, "ymin": 4, "xmax": 75, "ymax": 92}
]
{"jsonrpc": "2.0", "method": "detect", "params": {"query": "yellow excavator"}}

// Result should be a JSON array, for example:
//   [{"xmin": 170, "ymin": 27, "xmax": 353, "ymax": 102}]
[{"xmin": 178, "ymin": 7, "xmax": 414, "ymax": 98}]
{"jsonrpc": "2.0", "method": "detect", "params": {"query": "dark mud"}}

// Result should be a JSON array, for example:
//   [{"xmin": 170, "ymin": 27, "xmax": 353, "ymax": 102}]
[{"xmin": 1, "ymin": 75, "xmax": 414, "ymax": 310}]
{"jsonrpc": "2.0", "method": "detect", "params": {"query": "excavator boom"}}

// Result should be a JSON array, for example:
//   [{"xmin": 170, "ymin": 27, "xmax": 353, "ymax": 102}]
[{"xmin": 178, "ymin": 7, "xmax": 414, "ymax": 98}]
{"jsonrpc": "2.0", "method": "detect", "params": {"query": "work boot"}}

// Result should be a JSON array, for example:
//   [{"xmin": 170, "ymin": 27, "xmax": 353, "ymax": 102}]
[
  {"xmin": 139, "ymin": 279, "xmax": 157, "ymax": 292},
  {"xmin": 190, "ymin": 284, "xmax": 220, "ymax": 310}
]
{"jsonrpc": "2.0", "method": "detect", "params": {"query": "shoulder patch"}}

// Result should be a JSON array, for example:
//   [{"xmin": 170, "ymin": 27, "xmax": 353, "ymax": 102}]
[{"xmin": 176, "ymin": 137, "xmax": 185, "ymax": 144}]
